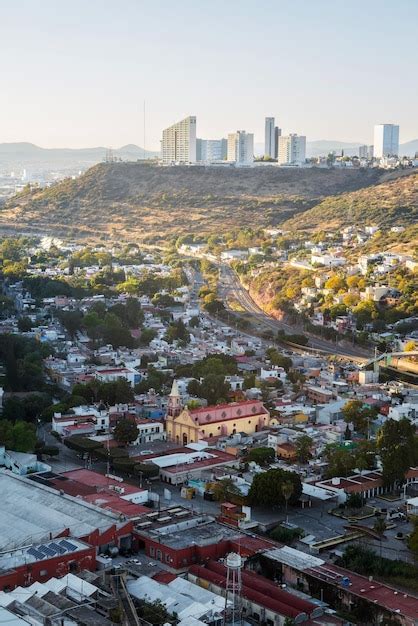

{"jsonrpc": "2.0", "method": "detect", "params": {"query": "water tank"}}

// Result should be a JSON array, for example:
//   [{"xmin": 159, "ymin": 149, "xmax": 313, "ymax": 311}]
[
  {"xmin": 226, "ymin": 552, "xmax": 242, "ymax": 570},
  {"xmin": 331, "ymin": 477, "xmax": 341, "ymax": 486}
]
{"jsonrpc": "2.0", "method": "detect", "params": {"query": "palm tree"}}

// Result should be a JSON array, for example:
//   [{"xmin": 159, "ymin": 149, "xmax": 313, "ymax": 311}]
[
  {"xmin": 281, "ymin": 481, "xmax": 294, "ymax": 524},
  {"xmin": 373, "ymin": 516, "xmax": 387, "ymax": 561}
]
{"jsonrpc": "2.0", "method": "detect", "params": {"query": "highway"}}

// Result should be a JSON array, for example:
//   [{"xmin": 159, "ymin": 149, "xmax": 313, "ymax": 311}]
[{"xmin": 218, "ymin": 264, "xmax": 371, "ymax": 362}]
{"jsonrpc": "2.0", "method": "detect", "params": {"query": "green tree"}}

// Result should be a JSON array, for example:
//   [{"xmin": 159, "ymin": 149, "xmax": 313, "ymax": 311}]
[
  {"xmin": 212, "ymin": 478, "xmax": 241, "ymax": 503},
  {"xmin": 187, "ymin": 379, "xmax": 202, "ymax": 397},
  {"xmin": 353, "ymin": 300, "xmax": 379, "ymax": 329},
  {"xmin": 17, "ymin": 317, "xmax": 33, "ymax": 332},
  {"xmin": 113, "ymin": 419, "xmax": 139, "ymax": 445},
  {"xmin": 165, "ymin": 319, "xmax": 190, "ymax": 344},
  {"xmin": 408, "ymin": 519, "xmax": 418, "ymax": 556},
  {"xmin": 248, "ymin": 468, "xmax": 302, "ymax": 508},
  {"xmin": 57, "ymin": 310, "xmax": 84, "ymax": 338},
  {"xmin": 282, "ymin": 480, "xmax": 294, "ymax": 523},
  {"xmin": 265, "ymin": 348, "xmax": 292, "ymax": 371},
  {"xmin": 199, "ymin": 374, "xmax": 231, "ymax": 405},
  {"xmin": 377, "ymin": 418, "xmax": 417, "ymax": 486},
  {"xmin": 189, "ymin": 315, "xmax": 200, "ymax": 328},
  {"xmin": 342, "ymin": 400, "xmax": 377, "ymax": 435},
  {"xmin": 246, "ymin": 447, "xmax": 275, "ymax": 466},
  {"xmin": 346, "ymin": 493, "xmax": 362, "ymax": 509},
  {"xmin": 323, "ymin": 444, "xmax": 356, "ymax": 478},
  {"xmin": 138, "ymin": 328, "xmax": 157, "ymax": 346},
  {"xmin": 295, "ymin": 434, "xmax": 313, "ymax": 464},
  {"xmin": 83, "ymin": 311, "xmax": 102, "ymax": 346},
  {"xmin": 0, "ymin": 420, "xmax": 14, "ymax": 448},
  {"xmin": 10, "ymin": 421, "xmax": 37, "ymax": 452}
]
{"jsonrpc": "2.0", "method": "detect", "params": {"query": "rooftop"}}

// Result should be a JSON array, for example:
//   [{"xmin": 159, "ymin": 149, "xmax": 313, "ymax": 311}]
[
  {"xmin": 135, "ymin": 510, "xmax": 242, "ymax": 549},
  {"xmin": 307, "ymin": 563, "xmax": 418, "ymax": 621},
  {"xmin": 0, "ymin": 471, "xmax": 118, "ymax": 550},
  {"xmin": 0, "ymin": 538, "xmax": 91, "ymax": 574}
]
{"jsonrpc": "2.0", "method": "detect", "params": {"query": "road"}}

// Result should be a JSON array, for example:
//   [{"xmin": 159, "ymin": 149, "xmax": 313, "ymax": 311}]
[{"xmin": 219, "ymin": 264, "xmax": 370, "ymax": 362}]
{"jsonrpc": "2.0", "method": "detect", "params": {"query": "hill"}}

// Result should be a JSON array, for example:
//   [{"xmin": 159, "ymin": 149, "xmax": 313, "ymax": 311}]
[
  {"xmin": 282, "ymin": 169, "xmax": 418, "ymax": 232},
  {"xmin": 0, "ymin": 142, "xmax": 158, "ymax": 170},
  {"xmin": 0, "ymin": 163, "xmax": 386, "ymax": 242}
]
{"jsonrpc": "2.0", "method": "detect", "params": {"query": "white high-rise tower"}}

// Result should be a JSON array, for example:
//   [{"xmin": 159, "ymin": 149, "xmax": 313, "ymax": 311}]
[{"xmin": 373, "ymin": 124, "xmax": 399, "ymax": 158}]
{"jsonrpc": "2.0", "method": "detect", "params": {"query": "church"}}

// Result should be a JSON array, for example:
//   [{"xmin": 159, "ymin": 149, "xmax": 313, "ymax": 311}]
[{"xmin": 165, "ymin": 380, "xmax": 275, "ymax": 445}]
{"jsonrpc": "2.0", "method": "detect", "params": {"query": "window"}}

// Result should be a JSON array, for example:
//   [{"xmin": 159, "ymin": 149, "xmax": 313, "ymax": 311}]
[
  {"xmin": 150, "ymin": 547, "xmax": 155, "ymax": 557},
  {"xmin": 205, "ymin": 414, "xmax": 211, "ymax": 421},
  {"xmin": 221, "ymin": 411, "xmax": 227, "ymax": 418},
  {"xmin": 236, "ymin": 409, "xmax": 242, "ymax": 416},
  {"xmin": 252, "ymin": 406, "xmax": 257, "ymax": 413}
]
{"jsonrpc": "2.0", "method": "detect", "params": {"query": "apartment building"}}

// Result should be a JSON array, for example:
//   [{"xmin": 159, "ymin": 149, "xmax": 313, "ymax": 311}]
[
  {"xmin": 161, "ymin": 116, "xmax": 197, "ymax": 164},
  {"xmin": 278, "ymin": 134, "xmax": 306, "ymax": 165},
  {"xmin": 227, "ymin": 130, "xmax": 254, "ymax": 164}
]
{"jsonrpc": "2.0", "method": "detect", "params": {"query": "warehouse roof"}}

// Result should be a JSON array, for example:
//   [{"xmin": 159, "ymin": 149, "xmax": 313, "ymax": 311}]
[{"xmin": 0, "ymin": 471, "xmax": 118, "ymax": 550}]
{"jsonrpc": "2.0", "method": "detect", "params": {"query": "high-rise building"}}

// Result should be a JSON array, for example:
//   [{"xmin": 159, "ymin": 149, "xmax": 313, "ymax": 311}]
[
  {"xmin": 274, "ymin": 126, "xmax": 281, "ymax": 159},
  {"xmin": 278, "ymin": 134, "xmax": 306, "ymax": 165},
  {"xmin": 359, "ymin": 144, "xmax": 374, "ymax": 160},
  {"xmin": 373, "ymin": 124, "xmax": 399, "ymax": 158},
  {"xmin": 161, "ymin": 116, "xmax": 197, "ymax": 164},
  {"xmin": 196, "ymin": 138, "xmax": 227, "ymax": 162},
  {"xmin": 359, "ymin": 145, "xmax": 368, "ymax": 159},
  {"xmin": 227, "ymin": 131, "xmax": 254, "ymax": 164},
  {"xmin": 265, "ymin": 117, "xmax": 275, "ymax": 158}
]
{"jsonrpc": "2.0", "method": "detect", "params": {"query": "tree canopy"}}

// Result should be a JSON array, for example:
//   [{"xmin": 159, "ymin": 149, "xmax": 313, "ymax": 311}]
[{"xmin": 248, "ymin": 468, "xmax": 302, "ymax": 507}]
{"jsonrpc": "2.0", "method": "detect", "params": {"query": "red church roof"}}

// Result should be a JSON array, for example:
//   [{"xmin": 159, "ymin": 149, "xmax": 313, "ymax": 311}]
[{"xmin": 189, "ymin": 399, "xmax": 268, "ymax": 426}]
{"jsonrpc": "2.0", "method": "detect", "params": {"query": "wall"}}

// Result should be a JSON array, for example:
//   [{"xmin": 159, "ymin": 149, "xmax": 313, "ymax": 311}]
[{"xmin": 0, "ymin": 547, "xmax": 96, "ymax": 592}]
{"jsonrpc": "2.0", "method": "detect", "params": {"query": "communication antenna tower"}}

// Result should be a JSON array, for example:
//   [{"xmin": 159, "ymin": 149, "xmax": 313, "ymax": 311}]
[
  {"xmin": 105, "ymin": 148, "xmax": 115, "ymax": 163},
  {"xmin": 143, "ymin": 100, "xmax": 146, "ymax": 160}
]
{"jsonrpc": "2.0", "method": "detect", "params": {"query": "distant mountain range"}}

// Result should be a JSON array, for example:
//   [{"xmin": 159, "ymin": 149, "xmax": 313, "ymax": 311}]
[
  {"xmin": 255, "ymin": 139, "xmax": 418, "ymax": 158},
  {"xmin": 0, "ymin": 142, "xmax": 158, "ymax": 172}
]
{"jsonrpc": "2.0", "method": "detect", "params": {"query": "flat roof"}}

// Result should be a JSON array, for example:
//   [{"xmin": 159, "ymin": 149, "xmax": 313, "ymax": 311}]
[
  {"xmin": 135, "ymin": 513, "xmax": 241, "ymax": 549},
  {"xmin": 0, "ymin": 471, "xmax": 118, "ymax": 550},
  {"xmin": 307, "ymin": 563, "xmax": 418, "ymax": 620},
  {"xmin": 266, "ymin": 546, "xmax": 325, "ymax": 571}
]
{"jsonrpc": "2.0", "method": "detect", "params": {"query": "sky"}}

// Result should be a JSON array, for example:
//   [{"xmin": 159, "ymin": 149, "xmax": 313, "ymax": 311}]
[{"xmin": 1, "ymin": 0, "xmax": 417, "ymax": 150}]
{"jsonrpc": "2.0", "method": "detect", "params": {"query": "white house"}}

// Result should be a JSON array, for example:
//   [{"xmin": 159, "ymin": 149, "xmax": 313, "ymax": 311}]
[{"xmin": 95, "ymin": 366, "xmax": 141, "ymax": 388}]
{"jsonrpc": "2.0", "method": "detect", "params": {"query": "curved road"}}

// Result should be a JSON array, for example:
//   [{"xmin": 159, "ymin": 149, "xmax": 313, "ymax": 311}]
[{"xmin": 219, "ymin": 265, "xmax": 370, "ymax": 362}]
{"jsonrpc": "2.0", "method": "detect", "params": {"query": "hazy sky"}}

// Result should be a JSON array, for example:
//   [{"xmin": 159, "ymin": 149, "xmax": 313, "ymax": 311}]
[{"xmin": 1, "ymin": 0, "xmax": 417, "ymax": 149}]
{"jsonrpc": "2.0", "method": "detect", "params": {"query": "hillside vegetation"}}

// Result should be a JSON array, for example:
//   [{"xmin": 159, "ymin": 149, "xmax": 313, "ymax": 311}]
[
  {"xmin": 283, "ymin": 169, "xmax": 418, "ymax": 231},
  {"xmin": 0, "ymin": 162, "xmax": 385, "ymax": 242}
]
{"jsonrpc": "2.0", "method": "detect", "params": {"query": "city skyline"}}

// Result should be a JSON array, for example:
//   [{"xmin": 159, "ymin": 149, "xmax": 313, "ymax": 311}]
[{"xmin": 0, "ymin": 0, "xmax": 417, "ymax": 150}]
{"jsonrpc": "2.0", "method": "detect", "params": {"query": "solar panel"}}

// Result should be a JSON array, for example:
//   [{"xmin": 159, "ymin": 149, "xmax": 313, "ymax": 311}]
[
  {"xmin": 59, "ymin": 540, "xmax": 77, "ymax": 552},
  {"xmin": 50, "ymin": 542, "xmax": 66, "ymax": 554},
  {"xmin": 39, "ymin": 545, "xmax": 55, "ymax": 557},
  {"xmin": 27, "ymin": 548, "xmax": 43, "ymax": 559}
]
